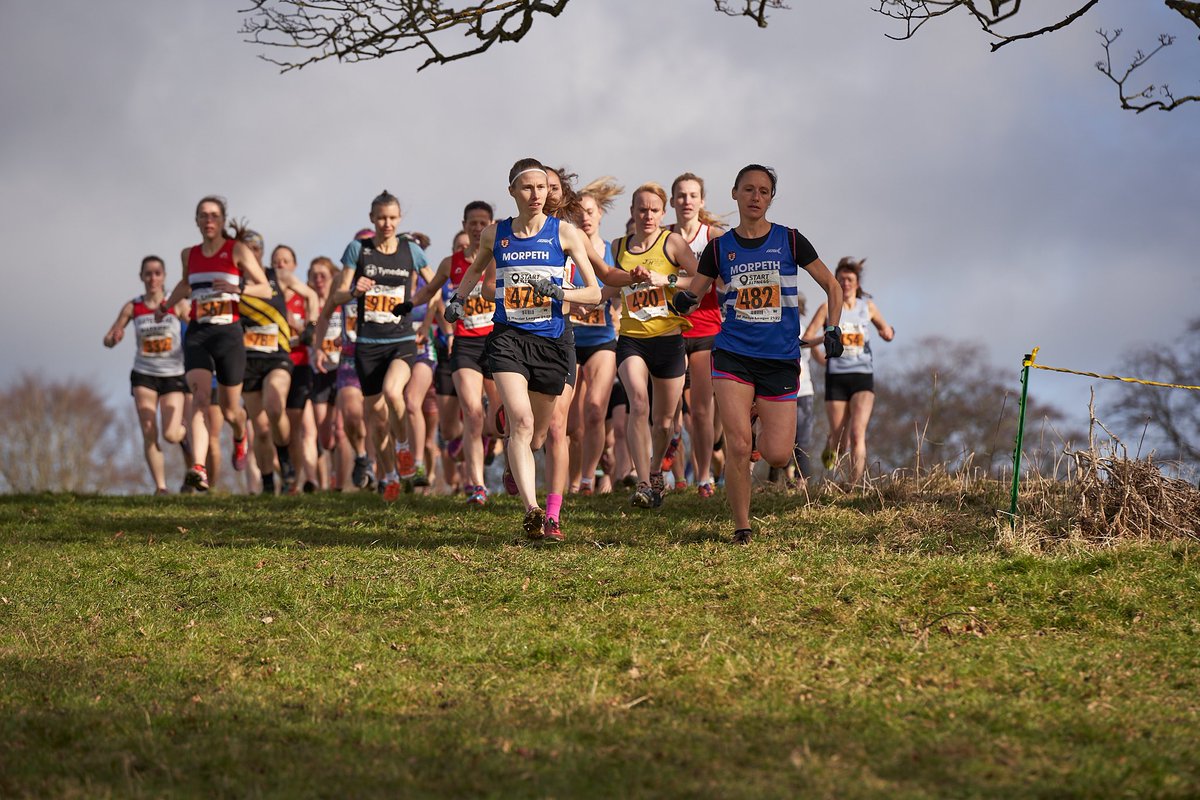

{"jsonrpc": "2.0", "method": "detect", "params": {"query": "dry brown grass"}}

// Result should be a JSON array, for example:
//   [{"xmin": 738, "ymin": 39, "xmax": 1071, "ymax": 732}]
[{"xmin": 777, "ymin": 402, "xmax": 1200, "ymax": 553}]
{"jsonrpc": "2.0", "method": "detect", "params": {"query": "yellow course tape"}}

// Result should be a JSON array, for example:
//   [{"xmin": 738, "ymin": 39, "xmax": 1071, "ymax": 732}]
[{"xmin": 1022, "ymin": 346, "xmax": 1200, "ymax": 391}]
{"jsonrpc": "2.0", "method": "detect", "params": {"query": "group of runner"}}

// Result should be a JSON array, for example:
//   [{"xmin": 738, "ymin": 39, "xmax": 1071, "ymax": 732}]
[{"xmin": 104, "ymin": 160, "xmax": 895, "ymax": 543}]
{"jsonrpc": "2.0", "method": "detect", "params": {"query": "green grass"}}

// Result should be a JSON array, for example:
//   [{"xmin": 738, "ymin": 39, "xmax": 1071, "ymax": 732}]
[{"xmin": 1, "ymin": 490, "xmax": 1198, "ymax": 798}]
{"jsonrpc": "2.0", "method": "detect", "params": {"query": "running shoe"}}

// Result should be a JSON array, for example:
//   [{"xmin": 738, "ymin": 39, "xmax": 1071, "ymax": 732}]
[
  {"xmin": 821, "ymin": 448, "xmax": 836, "ymax": 471},
  {"xmin": 281, "ymin": 461, "xmax": 297, "ymax": 494},
  {"xmin": 352, "ymin": 454, "xmax": 371, "ymax": 489},
  {"xmin": 155, "ymin": 487, "xmax": 170, "ymax": 496},
  {"xmin": 495, "ymin": 405, "xmax": 507, "ymax": 437},
  {"xmin": 396, "ymin": 448, "xmax": 416, "ymax": 481},
  {"xmin": 232, "ymin": 436, "xmax": 248, "ymax": 472},
  {"xmin": 383, "ymin": 479, "xmax": 401, "ymax": 502},
  {"xmin": 542, "ymin": 517, "xmax": 564, "ymax": 543},
  {"xmin": 578, "ymin": 480, "xmax": 593, "ymax": 496},
  {"xmin": 180, "ymin": 481, "xmax": 195, "ymax": 495},
  {"xmin": 302, "ymin": 481, "xmax": 317, "ymax": 494},
  {"xmin": 502, "ymin": 467, "xmax": 519, "ymax": 496},
  {"xmin": 412, "ymin": 463, "xmax": 429, "ymax": 488},
  {"xmin": 621, "ymin": 472, "xmax": 638, "ymax": 489},
  {"xmin": 446, "ymin": 436, "xmax": 463, "ymax": 462},
  {"xmin": 184, "ymin": 464, "xmax": 209, "ymax": 492},
  {"xmin": 675, "ymin": 480, "xmax": 687, "ymax": 492},
  {"xmin": 649, "ymin": 471, "xmax": 666, "ymax": 495},
  {"xmin": 630, "ymin": 483, "xmax": 662, "ymax": 509},
  {"xmin": 697, "ymin": 481, "xmax": 715, "ymax": 499},
  {"xmin": 523, "ymin": 506, "xmax": 546, "ymax": 539},
  {"xmin": 467, "ymin": 485, "xmax": 489, "ymax": 506},
  {"xmin": 261, "ymin": 473, "xmax": 276, "ymax": 496},
  {"xmin": 660, "ymin": 435, "xmax": 681, "ymax": 472},
  {"xmin": 732, "ymin": 528, "xmax": 753, "ymax": 545}
]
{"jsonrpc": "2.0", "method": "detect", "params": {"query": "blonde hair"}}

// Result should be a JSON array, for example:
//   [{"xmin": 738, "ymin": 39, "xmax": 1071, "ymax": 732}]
[
  {"xmin": 631, "ymin": 182, "xmax": 668, "ymax": 210},
  {"xmin": 579, "ymin": 176, "xmax": 624, "ymax": 214}
]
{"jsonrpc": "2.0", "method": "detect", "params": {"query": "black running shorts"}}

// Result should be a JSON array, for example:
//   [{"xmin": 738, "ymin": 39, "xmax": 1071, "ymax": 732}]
[
  {"xmin": 311, "ymin": 368, "xmax": 337, "ymax": 405},
  {"xmin": 684, "ymin": 334, "xmax": 717, "ymax": 356},
  {"xmin": 243, "ymin": 356, "xmax": 292, "ymax": 394},
  {"xmin": 576, "ymin": 339, "xmax": 617, "ymax": 368},
  {"xmin": 712, "ymin": 348, "xmax": 800, "ymax": 402},
  {"xmin": 130, "ymin": 370, "xmax": 188, "ymax": 396},
  {"xmin": 824, "ymin": 371, "xmax": 874, "ymax": 402},
  {"xmin": 355, "ymin": 339, "xmax": 417, "ymax": 397},
  {"xmin": 617, "ymin": 334, "xmax": 687, "ymax": 380},
  {"xmin": 286, "ymin": 365, "xmax": 314, "ymax": 409},
  {"xmin": 485, "ymin": 323, "xmax": 571, "ymax": 396},
  {"xmin": 184, "ymin": 323, "xmax": 246, "ymax": 387},
  {"xmin": 450, "ymin": 335, "xmax": 491, "ymax": 377}
]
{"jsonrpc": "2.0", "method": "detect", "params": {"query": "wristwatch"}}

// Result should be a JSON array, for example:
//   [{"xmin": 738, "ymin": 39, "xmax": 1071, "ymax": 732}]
[{"xmin": 667, "ymin": 274, "xmax": 677, "ymax": 288}]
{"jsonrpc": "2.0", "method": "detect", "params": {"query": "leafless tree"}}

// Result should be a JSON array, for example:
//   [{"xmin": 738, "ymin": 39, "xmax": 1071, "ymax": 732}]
[
  {"xmin": 852, "ymin": 336, "xmax": 1079, "ymax": 478},
  {"xmin": 0, "ymin": 374, "xmax": 143, "ymax": 494},
  {"xmin": 1110, "ymin": 316, "xmax": 1200, "ymax": 466},
  {"xmin": 875, "ymin": 0, "xmax": 1199, "ymax": 112},
  {"xmin": 240, "ymin": 0, "xmax": 1198, "ymax": 112}
]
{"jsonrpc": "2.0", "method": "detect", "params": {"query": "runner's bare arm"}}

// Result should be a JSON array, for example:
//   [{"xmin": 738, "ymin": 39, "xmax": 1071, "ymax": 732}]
[
  {"xmin": 409, "ymin": 256, "xmax": 452, "ymax": 307},
  {"xmin": 235, "ymin": 241, "xmax": 273, "ymax": 300},
  {"xmin": 868, "ymin": 299, "xmax": 895, "ymax": 341},
  {"xmin": 801, "ymin": 257, "xmax": 843, "ymax": 329},
  {"xmin": 560, "ymin": 222, "xmax": 601, "ymax": 305},
  {"xmin": 158, "ymin": 249, "xmax": 194, "ymax": 321},
  {"xmin": 452, "ymin": 224, "xmax": 497, "ymax": 301},
  {"xmin": 103, "ymin": 300, "xmax": 135, "ymax": 347}
]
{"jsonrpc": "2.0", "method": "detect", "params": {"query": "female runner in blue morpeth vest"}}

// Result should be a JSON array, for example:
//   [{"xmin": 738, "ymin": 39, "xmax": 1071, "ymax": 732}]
[
  {"xmin": 443, "ymin": 158, "xmax": 602, "ymax": 543},
  {"xmin": 680, "ymin": 164, "xmax": 845, "ymax": 545}
]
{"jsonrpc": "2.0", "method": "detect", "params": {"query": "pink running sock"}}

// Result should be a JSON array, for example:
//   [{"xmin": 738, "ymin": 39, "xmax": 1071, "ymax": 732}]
[{"xmin": 546, "ymin": 493, "xmax": 563, "ymax": 522}]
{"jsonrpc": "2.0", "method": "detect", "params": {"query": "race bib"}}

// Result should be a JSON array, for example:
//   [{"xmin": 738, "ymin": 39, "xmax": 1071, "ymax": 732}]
[
  {"xmin": 733, "ymin": 270, "xmax": 781, "ymax": 323},
  {"xmin": 572, "ymin": 304, "xmax": 606, "ymax": 327},
  {"xmin": 193, "ymin": 288, "xmax": 237, "ymax": 325},
  {"xmin": 243, "ymin": 324, "xmax": 280, "ymax": 353},
  {"xmin": 363, "ymin": 284, "xmax": 406, "ymax": 323},
  {"xmin": 840, "ymin": 322, "xmax": 867, "ymax": 358},
  {"xmin": 140, "ymin": 335, "xmax": 174, "ymax": 356},
  {"xmin": 503, "ymin": 280, "xmax": 552, "ymax": 324},
  {"xmin": 622, "ymin": 283, "xmax": 668, "ymax": 322},
  {"xmin": 343, "ymin": 309, "xmax": 358, "ymax": 342},
  {"xmin": 461, "ymin": 285, "xmax": 495, "ymax": 331}
]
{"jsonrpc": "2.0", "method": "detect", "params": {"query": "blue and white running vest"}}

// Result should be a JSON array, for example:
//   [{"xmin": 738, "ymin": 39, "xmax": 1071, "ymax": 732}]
[
  {"xmin": 714, "ymin": 224, "xmax": 804, "ymax": 361},
  {"xmin": 492, "ymin": 216, "xmax": 567, "ymax": 338}
]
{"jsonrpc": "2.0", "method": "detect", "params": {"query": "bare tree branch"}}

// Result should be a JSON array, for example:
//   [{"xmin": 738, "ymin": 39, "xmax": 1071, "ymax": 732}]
[
  {"xmin": 874, "ymin": 0, "xmax": 1198, "ymax": 112},
  {"xmin": 874, "ymin": 0, "xmax": 1100, "ymax": 49},
  {"xmin": 1096, "ymin": 28, "xmax": 1200, "ymax": 113},
  {"xmin": 239, "ymin": 0, "xmax": 571, "ymax": 72},
  {"xmin": 712, "ymin": 0, "xmax": 789, "ymax": 29},
  {"xmin": 239, "ymin": 1, "xmax": 1199, "ymax": 113}
]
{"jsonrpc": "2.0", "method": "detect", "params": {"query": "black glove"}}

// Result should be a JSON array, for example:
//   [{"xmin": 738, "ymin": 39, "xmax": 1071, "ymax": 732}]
[
  {"xmin": 443, "ymin": 295, "xmax": 464, "ymax": 323},
  {"xmin": 391, "ymin": 300, "xmax": 414, "ymax": 317},
  {"xmin": 669, "ymin": 289, "xmax": 700, "ymax": 315},
  {"xmin": 530, "ymin": 277, "xmax": 564, "ymax": 302},
  {"xmin": 299, "ymin": 322, "xmax": 316, "ymax": 347},
  {"xmin": 823, "ymin": 325, "xmax": 844, "ymax": 358}
]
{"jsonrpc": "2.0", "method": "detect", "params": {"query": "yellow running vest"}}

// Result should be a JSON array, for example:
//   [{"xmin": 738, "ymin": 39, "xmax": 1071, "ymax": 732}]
[{"xmin": 612, "ymin": 230, "xmax": 691, "ymax": 338}]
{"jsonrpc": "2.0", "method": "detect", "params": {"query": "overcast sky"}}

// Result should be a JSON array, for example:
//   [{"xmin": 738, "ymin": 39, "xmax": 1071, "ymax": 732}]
[{"xmin": 1, "ymin": 0, "xmax": 1197, "ymax": 432}]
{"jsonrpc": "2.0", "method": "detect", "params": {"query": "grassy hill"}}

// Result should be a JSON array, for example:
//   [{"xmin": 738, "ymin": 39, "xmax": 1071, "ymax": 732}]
[{"xmin": 1, "ymin": 488, "xmax": 1197, "ymax": 798}]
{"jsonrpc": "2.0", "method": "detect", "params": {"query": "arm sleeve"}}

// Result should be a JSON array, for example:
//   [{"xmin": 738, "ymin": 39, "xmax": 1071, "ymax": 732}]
[
  {"xmin": 697, "ymin": 239, "xmax": 720, "ymax": 279},
  {"xmin": 407, "ymin": 241, "xmax": 428, "ymax": 270},
  {"xmin": 790, "ymin": 228, "xmax": 819, "ymax": 267},
  {"xmin": 341, "ymin": 240, "xmax": 362, "ymax": 272}
]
